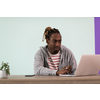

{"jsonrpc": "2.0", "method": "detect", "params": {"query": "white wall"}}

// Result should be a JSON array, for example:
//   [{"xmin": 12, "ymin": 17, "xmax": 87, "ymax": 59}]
[{"xmin": 0, "ymin": 17, "xmax": 95, "ymax": 75}]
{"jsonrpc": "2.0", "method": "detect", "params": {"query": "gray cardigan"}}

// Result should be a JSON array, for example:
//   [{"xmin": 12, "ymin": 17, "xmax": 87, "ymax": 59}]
[{"xmin": 34, "ymin": 45, "xmax": 77, "ymax": 75}]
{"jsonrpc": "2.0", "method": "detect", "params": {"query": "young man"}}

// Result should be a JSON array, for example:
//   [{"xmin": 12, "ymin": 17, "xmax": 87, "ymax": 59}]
[{"xmin": 34, "ymin": 27, "xmax": 77, "ymax": 76}]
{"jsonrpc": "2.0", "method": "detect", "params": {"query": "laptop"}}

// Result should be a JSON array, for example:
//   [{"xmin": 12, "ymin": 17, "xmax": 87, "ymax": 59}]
[{"xmin": 59, "ymin": 55, "xmax": 100, "ymax": 77}]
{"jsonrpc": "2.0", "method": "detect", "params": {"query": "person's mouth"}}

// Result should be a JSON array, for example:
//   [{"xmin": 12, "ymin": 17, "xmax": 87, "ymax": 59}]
[{"xmin": 55, "ymin": 47, "xmax": 60, "ymax": 50}]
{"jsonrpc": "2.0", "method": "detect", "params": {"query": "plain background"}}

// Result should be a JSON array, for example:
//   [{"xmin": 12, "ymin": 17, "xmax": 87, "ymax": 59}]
[{"xmin": 0, "ymin": 17, "xmax": 95, "ymax": 75}]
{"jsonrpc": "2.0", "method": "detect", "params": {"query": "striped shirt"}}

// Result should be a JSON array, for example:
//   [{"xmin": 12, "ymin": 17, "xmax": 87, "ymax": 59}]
[{"xmin": 47, "ymin": 49, "xmax": 60, "ymax": 70}]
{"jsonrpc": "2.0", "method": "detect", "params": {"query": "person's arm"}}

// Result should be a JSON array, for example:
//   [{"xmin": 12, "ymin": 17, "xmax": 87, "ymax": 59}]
[
  {"xmin": 34, "ymin": 50, "xmax": 57, "ymax": 76},
  {"xmin": 67, "ymin": 50, "xmax": 77, "ymax": 74},
  {"xmin": 61, "ymin": 46, "xmax": 77, "ymax": 75}
]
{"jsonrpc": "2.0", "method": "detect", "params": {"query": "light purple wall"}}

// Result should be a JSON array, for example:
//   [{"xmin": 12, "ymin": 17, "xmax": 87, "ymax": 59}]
[{"xmin": 95, "ymin": 17, "xmax": 100, "ymax": 54}]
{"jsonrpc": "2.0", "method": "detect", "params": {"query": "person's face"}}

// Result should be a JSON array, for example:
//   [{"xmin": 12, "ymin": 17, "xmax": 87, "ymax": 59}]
[{"xmin": 46, "ymin": 33, "xmax": 62, "ymax": 54}]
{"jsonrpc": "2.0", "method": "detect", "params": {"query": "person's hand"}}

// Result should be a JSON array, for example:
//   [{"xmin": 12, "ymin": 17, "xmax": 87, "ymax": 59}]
[
  {"xmin": 56, "ymin": 65, "xmax": 72, "ymax": 76},
  {"xmin": 66, "ymin": 65, "xmax": 72, "ymax": 74}
]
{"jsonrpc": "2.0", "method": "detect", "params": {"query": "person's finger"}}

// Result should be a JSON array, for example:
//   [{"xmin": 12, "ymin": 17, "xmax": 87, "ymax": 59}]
[
  {"xmin": 67, "ymin": 68, "xmax": 71, "ymax": 71},
  {"xmin": 64, "ymin": 65, "xmax": 72, "ymax": 73},
  {"xmin": 68, "ymin": 66, "xmax": 72, "ymax": 70},
  {"xmin": 64, "ymin": 69, "xmax": 68, "ymax": 74},
  {"xmin": 66, "ymin": 67, "xmax": 68, "ymax": 69},
  {"xmin": 65, "ymin": 65, "xmax": 70, "ymax": 69}
]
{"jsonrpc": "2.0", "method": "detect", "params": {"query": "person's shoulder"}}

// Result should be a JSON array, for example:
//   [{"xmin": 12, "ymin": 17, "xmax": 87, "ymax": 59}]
[
  {"xmin": 35, "ymin": 45, "xmax": 47, "ymax": 55},
  {"xmin": 61, "ymin": 45, "xmax": 73, "ymax": 54},
  {"xmin": 61, "ymin": 45, "xmax": 70, "ymax": 51}
]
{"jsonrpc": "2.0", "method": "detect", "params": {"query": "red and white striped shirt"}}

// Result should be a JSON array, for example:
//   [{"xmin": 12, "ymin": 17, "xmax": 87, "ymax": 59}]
[{"xmin": 47, "ymin": 49, "xmax": 60, "ymax": 70}]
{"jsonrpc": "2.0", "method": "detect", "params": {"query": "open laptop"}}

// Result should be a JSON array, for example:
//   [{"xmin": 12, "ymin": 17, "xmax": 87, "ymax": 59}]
[{"xmin": 59, "ymin": 55, "xmax": 100, "ymax": 77}]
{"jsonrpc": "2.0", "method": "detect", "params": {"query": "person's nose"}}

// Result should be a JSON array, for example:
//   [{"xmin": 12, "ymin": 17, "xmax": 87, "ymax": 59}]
[{"xmin": 56, "ymin": 41, "xmax": 60, "ymax": 47}]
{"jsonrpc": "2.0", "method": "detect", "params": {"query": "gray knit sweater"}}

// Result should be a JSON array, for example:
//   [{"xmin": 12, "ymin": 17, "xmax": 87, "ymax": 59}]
[{"xmin": 34, "ymin": 45, "xmax": 77, "ymax": 75}]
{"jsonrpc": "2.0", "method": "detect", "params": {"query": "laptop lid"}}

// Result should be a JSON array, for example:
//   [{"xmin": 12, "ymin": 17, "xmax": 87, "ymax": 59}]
[{"xmin": 75, "ymin": 55, "xmax": 100, "ymax": 77}]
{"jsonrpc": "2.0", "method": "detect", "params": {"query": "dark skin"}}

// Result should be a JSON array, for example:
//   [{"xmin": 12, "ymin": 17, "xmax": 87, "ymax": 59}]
[{"xmin": 46, "ymin": 33, "xmax": 72, "ymax": 75}]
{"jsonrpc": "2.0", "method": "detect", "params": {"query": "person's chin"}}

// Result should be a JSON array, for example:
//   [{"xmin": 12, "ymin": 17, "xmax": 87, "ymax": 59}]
[{"xmin": 54, "ymin": 48, "xmax": 60, "ymax": 53}]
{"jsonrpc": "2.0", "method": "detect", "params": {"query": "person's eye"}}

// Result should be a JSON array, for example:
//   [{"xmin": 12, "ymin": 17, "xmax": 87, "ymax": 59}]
[
  {"xmin": 53, "ymin": 40, "xmax": 56, "ymax": 43},
  {"xmin": 58, "ymin": 40, "xmax": 61, "ymax": 43}
]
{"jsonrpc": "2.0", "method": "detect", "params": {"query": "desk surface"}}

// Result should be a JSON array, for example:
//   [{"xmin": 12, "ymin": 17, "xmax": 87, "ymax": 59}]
[{"xmin": 0, "ymin": 75, "xmax": 100, "ymax": 84}]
